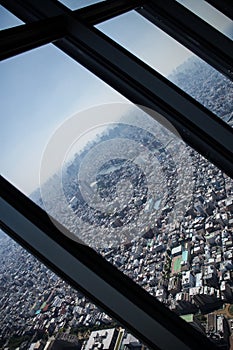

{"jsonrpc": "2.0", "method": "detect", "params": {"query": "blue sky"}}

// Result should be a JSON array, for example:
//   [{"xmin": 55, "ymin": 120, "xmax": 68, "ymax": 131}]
[
  {"xmin": 1, "ymin": 3, "xmax": 232, "ymax": 195},
  {"xmin": 59, "ymin": 0, "xmax": 103, "ymax": 10}
]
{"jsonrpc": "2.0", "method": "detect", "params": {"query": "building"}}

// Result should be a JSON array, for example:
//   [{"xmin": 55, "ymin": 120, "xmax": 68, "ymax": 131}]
[
  {"xmin": 182, "ymin": 271, "xmax": 195, "ymax": 289},
  {"xmin": 83, "ymin": 328, "xmax": 118, "ymax": 350}
]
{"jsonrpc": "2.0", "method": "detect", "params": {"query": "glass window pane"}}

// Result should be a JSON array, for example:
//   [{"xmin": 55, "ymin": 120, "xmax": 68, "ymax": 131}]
[
  {"xmin": 1, "ymin": 44, "xmax": 127, "ymax": 196},
  {"xmin": 1, "ymin": 20, "xmax": 233, "ymax": 350},
  {"xmin": 0, "ymin": 5, "xmax": 23, "ymax": 29},
  {"xmin": 0, "ymin": 229, "xmax": 149, "ymax": 349},
  {"xmin": 176, "ymin": 0, "xmax": 233, "ymax": 40},
  {"xmin": 96, "ymin": 11, "xmax": 233, "ymax": 126},
  {"xmin": 58, "ymin": 0, "xmax": 105, "ymax": 11}
]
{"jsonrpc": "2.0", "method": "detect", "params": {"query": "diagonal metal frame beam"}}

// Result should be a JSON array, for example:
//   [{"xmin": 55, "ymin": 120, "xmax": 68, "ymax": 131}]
[
  {"xmin": 0, "ymin": 0, "xmax": 147, "ymax": 24},
  {"xmin": 73, "ymin": 0, "xmax": 146, "ymax": 25},
  {"xmin": 0, "ymin": 176, "xmax": 219, "ymax": 350},
  {"xmin": 0, "ymin": 1, "xmax": 233, "ymax": 348},
  {"xmin": 57, "ymin": 22, "xmax": 233, "ymax": 178},
  {"xmin": 2, "ymin": 0, "xmax": 233, "ymax": 82},
  {"xmin": 0, "ymin": 15, "xmax": 67, "ymax": 61},
  {"xmin": 137, "ymin": 0, "xmax": 233, "ymax": 81},
  {"xmin": 205, "ymin": 0, "xmax": 233, "ymax": 20},
  {"xmin": 0, "ymin": 0, "xmax": 146, "ymax": 61}
]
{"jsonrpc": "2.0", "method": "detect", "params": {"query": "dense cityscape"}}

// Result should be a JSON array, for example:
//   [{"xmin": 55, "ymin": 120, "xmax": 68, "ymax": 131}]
[{"xmin": 1, "ymin": 57, "xmax": 233, "ymax": 350}]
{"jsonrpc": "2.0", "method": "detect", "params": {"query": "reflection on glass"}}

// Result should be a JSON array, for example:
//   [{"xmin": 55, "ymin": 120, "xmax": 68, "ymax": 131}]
[
  {"xmin": 1, "ymin": 12, "xmax": 233, "ymax": 350},
  {"xmin": 0, "ymin": 229, "xmax": 148, "ymax": 349},
  {"xmin": 1, "ymin": 44, "xmax": 127, "ymax": 196},
  {"xmin": 0, "ymin": 5, "xmax": 23, "ymax": 30},
  {"xmin": 96, "ymin": 11, "xmax": 233, "ymax": 126},
  {"xmin": 58, "ymin": 0, "xmax": 104, "ymax": 11},
  {"xmin": 37, "ymin": 101, "xmax": 233, "ymax": 350},
  {"xmin": 176, "ymin": 0, "xmax": 233, "ymax": 40}
]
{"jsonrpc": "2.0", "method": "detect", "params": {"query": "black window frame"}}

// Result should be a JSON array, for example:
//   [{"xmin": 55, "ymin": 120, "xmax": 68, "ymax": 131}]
[{"xmin": 1, "ymin": 1, "xmax": 233, "ymax": 349}]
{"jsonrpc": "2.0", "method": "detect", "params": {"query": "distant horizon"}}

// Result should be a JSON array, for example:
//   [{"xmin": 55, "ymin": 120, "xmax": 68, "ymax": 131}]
[
  {"xmin": 3, "ymin": 52, "xmax": 232, "ymax": 198},
  {"xmin": 1, "ymin": 3, "xmax": 232, "ymax": 195}
]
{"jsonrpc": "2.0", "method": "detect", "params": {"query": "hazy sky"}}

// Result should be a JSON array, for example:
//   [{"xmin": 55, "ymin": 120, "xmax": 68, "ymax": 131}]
[{"xmin": 1, "ymin": 2, "xmax": 231, "ymax": 195}]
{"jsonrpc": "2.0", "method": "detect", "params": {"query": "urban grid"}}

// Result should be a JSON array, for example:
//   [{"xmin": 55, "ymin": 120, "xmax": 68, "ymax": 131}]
[{"xmin": 1, "ymin": 57, "xmax": 233, "ymax": 350}]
